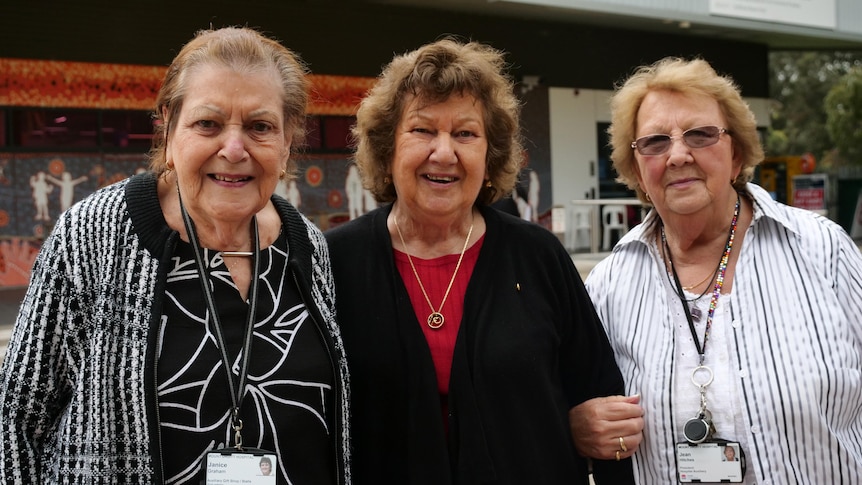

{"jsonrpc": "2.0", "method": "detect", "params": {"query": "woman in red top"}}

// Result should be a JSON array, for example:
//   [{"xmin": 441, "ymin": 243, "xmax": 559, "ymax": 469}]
[{"xmin": 326, "ymin": 37, "xmax": 642, "ymax": 484}]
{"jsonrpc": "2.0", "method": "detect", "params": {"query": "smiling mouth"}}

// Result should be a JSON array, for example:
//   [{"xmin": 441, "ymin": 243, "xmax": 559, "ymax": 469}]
[
  {"xmin": 668, "ymin": 177, "xmax": 697, "ymax": 186},
  {"xmin": 211, "ymin": 174, "xmax": 251, "ymax": 183},
  {"xmin": 424, "ymin": 174, "xmax": 457, "ymax": 183}
]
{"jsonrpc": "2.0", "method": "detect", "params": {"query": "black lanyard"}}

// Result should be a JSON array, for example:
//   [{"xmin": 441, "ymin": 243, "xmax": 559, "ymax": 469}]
[
  {"xmin": 178, "ymin": 192, "xmax": 260, "ymax": 450},
  {"xmin": 663, "ymin": 193, "xmax": 739, "ymax": 365},
  {"xmin": 669, "ymin": 260, "xmax": 710, "ymax": 361}
]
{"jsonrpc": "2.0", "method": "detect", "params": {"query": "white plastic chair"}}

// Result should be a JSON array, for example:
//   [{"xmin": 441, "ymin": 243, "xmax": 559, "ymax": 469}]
[
  {"xmin": 602, "ymin": 205, "xmax": 628, "ymax": 250},
  {"xmin": 565, "ymin": 205, "xmax": 593, "ymax": 252}
]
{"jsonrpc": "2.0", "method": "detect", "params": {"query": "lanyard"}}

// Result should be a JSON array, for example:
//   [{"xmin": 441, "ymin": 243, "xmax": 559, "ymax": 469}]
[
  {"xmin": 178, "ymin": 192, "xmax": 260, "ymax": 450},
  {"xmin": 664, "ymin": 194, "xmax": 739, "ymax": 365}
]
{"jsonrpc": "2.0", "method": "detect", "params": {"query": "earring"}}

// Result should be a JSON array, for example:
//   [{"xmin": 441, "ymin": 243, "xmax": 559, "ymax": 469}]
[
  {"xmin": 485, "ymin": 180, "xmax": 493, "ymax": 188},
  {"xmin": 279, "ymin": 169, "xmax": 286, "ymax": 180},
  {"xmin": 645, "ymin": 192, "xmax": 651, "ymax": 202},
  {"xmin": 384, "ymin": 176, "xmax": 391, "ymax": 185}
]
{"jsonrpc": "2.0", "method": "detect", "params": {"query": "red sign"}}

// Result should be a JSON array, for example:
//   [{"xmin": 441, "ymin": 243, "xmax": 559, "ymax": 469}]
[{"xmin": 794, "ymin": 188, "xmax": 825, "ymax": 210}]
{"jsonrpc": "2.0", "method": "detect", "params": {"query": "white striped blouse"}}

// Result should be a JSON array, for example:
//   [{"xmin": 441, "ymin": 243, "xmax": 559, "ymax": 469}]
[{"xmin": 586, "ymin": 183, "xmax": 862, "ymax": 485}]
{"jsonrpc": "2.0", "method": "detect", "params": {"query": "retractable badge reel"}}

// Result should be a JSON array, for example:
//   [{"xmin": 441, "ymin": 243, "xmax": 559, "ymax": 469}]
[
  {"xmin": 675, "ymin": 365, "xmax": 746, "ymax": 483},
  {"xmin": 684, "ymin": 365, "xmax": 716, "ymax": 444}
]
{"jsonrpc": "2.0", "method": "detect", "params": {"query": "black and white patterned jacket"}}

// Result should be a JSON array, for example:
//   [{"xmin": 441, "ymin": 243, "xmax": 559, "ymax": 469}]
[{"xmin": 0, "ymin": 172, "xmax": 351, "ymax": 484}]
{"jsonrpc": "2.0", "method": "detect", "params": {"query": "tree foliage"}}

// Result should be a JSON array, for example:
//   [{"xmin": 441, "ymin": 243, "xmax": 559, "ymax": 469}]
[
  {"xmin": 767, "ymin": 51, "xmax": 862, "ymax": 167},
  {"xmin": 825, "ymin": 66, "xmax": 862, "ymax": 165}
]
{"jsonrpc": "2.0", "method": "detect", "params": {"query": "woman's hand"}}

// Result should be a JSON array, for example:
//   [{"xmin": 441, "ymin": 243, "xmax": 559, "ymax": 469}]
[{"xmin": 569, "ymin": 395, "xmax": 644, "ymax": 461}]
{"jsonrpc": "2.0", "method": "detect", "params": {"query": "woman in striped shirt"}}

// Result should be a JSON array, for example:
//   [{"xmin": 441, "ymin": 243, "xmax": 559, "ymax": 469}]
[{"xmin": 584, "ymin": 56, "xmax": 862, "ymax": 484}]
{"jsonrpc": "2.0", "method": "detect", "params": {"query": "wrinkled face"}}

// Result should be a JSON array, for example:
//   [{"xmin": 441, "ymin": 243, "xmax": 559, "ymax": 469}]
[
  {"xmin": 391, "ymin": 93, "xmax": 488, "ymax": 222},
  {"xmin": 166, "ymin": 64, "xmax": 290, "ymax": 225},
  {"xmin": 633, "ymin": 90, "xmax": 740, "ymax": 218}
]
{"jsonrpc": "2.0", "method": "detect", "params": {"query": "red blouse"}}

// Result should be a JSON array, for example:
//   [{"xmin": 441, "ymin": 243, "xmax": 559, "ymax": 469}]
[{"xmin": 394, "ymin": 234, "xmax": 485, "ymax": 423}]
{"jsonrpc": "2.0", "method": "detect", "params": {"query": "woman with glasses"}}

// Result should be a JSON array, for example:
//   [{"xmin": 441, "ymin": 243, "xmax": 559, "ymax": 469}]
[{"xmin": 582, "ymin": 57, "xmax": 862, "ymax": 484}]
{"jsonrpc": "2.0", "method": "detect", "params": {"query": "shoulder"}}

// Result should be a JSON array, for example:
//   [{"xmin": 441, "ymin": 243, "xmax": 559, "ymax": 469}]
[
  {"xmin": 482, "ymin": 205, "xmax": 560, "ymax": 247},
  {"xmin": 271, "ymin": 196, "xmax": 328, "ymax": 257},
  {"xmin": 585, "ymin": 226, "xmax": 655, "ymax": 296},
  {"xmin": 478, "ymin": 206, "xmax": 579, "ymax": 281},
  {"xmin": 747, "ymin": 183, "xmax": 853, "ymax": 249},
  {"xmin": 51, "ymin": 177, "xmax": 135, "ymax": 240}
]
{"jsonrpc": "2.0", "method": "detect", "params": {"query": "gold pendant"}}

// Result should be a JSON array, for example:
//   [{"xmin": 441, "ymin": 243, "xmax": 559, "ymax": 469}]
[{"xmin": 427, "ymin": 312, "xmax": 445, "ymax": 329}]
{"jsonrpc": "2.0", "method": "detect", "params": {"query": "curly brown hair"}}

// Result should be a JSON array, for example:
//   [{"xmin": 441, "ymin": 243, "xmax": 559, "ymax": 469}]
[{"xmin": 352, "ymin": 37, "xmax": 524, "ymax": 205}]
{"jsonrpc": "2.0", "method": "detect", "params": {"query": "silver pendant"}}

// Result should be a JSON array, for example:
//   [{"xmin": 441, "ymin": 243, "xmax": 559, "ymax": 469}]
[{"xmin": 427, "ymin": 312, "xmax": 444, "ymax": 329}]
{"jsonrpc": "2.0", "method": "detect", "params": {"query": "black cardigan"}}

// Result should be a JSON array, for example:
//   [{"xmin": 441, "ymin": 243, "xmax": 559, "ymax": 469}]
[{"xmin": 326, "ymin": 204, "xmax": 632, "ymax": 484}]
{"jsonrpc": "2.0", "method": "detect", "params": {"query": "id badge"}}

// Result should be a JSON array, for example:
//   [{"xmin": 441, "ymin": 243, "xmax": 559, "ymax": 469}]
[
  {"xmin": 676, "ymin": 441, "xmax": 745, "ymax": 483},
  {"xmin": 206, "ymin": 448, "xmax": 277, "ymax": 484}
]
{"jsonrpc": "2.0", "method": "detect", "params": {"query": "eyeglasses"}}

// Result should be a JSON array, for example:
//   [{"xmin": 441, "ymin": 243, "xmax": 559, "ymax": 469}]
[{"xmin": 631, "ymin": 126, "xmax": 729, "ymax": 156}]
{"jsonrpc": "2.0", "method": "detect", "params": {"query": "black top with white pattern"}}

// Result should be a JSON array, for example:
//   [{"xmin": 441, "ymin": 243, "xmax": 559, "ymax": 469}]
[{"xmin": 158, "ymin": 231, "xmax": 335, "ymax": 485}]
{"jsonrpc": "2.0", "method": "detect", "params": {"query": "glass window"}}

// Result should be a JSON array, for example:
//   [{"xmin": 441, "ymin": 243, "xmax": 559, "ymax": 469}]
[
  {"xmin": 304, "ymin": 115, "xmax": 355, "ymax": 153},
  {"xmin": 101, "ymin": 110, "xmax": 155, "ymax": 150},
  {"xmin": 0, "ymin": 110, "xmax": 6, "ymax": 147},
  {"xmin": 13, "ymin": 109, "xmax": 99, "ymax": 148},
  {"xmin": 306, "ymin": 116, "xmax": 322, "ymax": 150},
  {"xmin": 596, "ymin": 122, "xmax": 634, "ymax": 199},
  {"xmin": 323, "ymin": 116, "xmax": 353, "ymax": 151}
]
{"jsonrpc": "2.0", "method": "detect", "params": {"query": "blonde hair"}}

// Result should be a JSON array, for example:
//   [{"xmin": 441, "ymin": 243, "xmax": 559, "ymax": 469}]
[{"xmin": 608, "ymin": 57, "xmax": 764, "ymax": 202}]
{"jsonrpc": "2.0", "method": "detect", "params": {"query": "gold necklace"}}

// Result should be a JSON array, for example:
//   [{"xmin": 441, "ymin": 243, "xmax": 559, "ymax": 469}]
[
  {"xmin": 682, "ymin": 268, "xmax": 718, "ymax": 291},
  {"xmin": 394, "ymin": 215, "xmax": 474, "ymax": 329}
]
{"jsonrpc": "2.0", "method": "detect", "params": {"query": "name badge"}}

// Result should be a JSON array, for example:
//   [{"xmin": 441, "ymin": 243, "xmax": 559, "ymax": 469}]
[
  {"xmin": 675, "ymin": 441, "xmax": 745, "ymax": 483},
  {"xmin": 206, "ymin": 448, "xmax": 277, "ymax": 484}
]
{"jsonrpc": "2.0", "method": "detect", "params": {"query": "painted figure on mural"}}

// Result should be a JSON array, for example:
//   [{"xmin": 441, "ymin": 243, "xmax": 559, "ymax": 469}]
[
  {"xmin": 29, "ymin": 171, "xmax": 52, "ymax": 221},
  {"xmin": 285, "ymin": 179, "xmax": 301, "ymax": 208},
  {"xmin": 46, "ymin": 171, "xmax": 88, "ymax": 212},
  {"xmin": 528, "ymin": 169, "xmax": 540, "ymax": 222},
  {"xmin": 345, "ymin": 163, "xmax": 376, "ymax": 220},
  {"xmin": 274, "ymin": 178, "xmax": 302, "ymax": 208},
  {"xmin": 363, "ymin": 183, "xmax": 377, "ymax": 215},
  {"xmin": 510, "ymin": 170, "xmax": 541, "ymax": 223},
  {"xmin": 0, "ymin": 159, "xmax": 9, "ymax": 185},
  {"xmin": 512, "ymin": 184, "xmax": 532, "ymax": 221},
  {"xmin": 345, "ymin": 163, "xmax": 364, "ymax": 220}
]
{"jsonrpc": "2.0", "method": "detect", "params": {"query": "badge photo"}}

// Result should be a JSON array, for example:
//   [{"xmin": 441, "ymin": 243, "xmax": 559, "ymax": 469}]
[
  {"xmin": 206, "ymin": 448, "xmax": 277, "ymax": 484},
  {"xmin": 675, "ymin": 441, "xmax": 745, "ymax": 483}
]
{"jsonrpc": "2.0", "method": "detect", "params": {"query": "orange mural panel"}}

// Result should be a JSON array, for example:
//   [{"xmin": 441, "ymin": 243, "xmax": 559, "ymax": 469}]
[
  {"xmin": 0, "ymin": 58, "xmax": 372, "ymax": 115},
  {"xmin": 0, "ymin": 59, "xmax": 164, "ymax": 110},
  {"xmin": 308, "ymin": 74, "xmax": 376, "ymax": 115}
]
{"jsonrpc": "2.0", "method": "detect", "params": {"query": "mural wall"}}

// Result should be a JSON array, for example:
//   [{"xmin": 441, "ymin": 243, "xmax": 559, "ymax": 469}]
[
  {"xmin": 0, "ymin": 59, "xmax": 552, "ymax": 288},
  {"xmin": 0, "ymin": 151, "xmax": 377, "ymax": 287}
]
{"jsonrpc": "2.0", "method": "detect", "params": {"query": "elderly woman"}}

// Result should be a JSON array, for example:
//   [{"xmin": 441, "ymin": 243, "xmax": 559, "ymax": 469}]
[
  {"xmin": 326, "ymin": 38, "xmax": 636, "ymax": 484},
  {"xmin": 0, "ymin": 27, "xmax": 350, "ymax": 484},
  {"xmin": 585, "ymin": 57, "xmax": 862, "ymax": 484}
]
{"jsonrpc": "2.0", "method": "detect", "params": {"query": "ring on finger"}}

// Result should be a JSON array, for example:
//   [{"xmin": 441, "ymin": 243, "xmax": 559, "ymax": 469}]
[
  {"xmin": 615, "ymin": 450, "xmax": 621, "ymax": 461},
  {"xmin": 619, "ymin": 436, "xmax": 628, "ymax": 452}
]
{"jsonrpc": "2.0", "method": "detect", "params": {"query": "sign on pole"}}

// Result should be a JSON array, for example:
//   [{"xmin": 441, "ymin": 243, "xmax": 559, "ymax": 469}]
[{"xmin": 792, "ymin": 174, "xmax": 829, "ymax": 216}]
